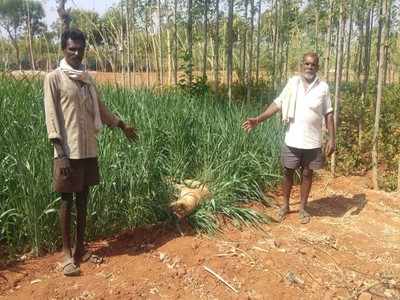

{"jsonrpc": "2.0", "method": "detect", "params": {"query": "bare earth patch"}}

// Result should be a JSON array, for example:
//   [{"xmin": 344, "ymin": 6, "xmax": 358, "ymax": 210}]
[{"xmin": 1, "ymin": 171, "xmax": 399, "ymax": 299}]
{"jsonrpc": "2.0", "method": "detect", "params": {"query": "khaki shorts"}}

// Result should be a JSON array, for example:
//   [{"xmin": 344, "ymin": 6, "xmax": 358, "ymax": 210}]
[
  {"xmin": 53, "ymin": 158, "xmax": 100, "ymax": 193},
  {"xmin": 281, "ymin": 144, "xmax": 325, "ymax": 170}
]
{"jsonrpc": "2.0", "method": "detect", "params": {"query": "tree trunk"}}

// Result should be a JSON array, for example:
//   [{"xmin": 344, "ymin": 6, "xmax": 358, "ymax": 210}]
[
  {"xmin": 120, "ymin": 2, "xmax": 126, "ymax": 87},
  {"xmin": 376, "ymin": 0, "xmax": 383, "ymax": 85},
  {"xmin": 334, "ymin": 21, "xmax": 340, "ymax": 83},
  {"xmin": 126, "ymin": 0, "xmax": 132, "ymax": 87},
  {"xmin": 277, "ymin": 2, "xmax": 285, "ymax": 88},
  {"xmin": 324, "ymin": 0, "xmax": 333, "ymax": 81},
  {"xmin": 202, "ymin": 0, "xmax": 208, "ymax": 79},
  {"xmin": 331, "ymin": 1, "xmax": 345, "ymax": 177},
  {"xmin": 26, "ymin": 1, "xmax": 35, "ymax": 70},
  {"xmin": 255, "ymin": 0, "xmax": 261, "ymax": 84},
  {"xmin": 187, "ymin": 0, "xmax": 193, "ymax": 86},
  {"xmin": 315, "ymin": 0, "xmax": 319, "ymax": 52},
  {"xmin": 357, "ymin": 7, "xmax": 372, "ymax": 149},
  {"xmin": 167, "ymin": 27, "xmax": 172, "ymax": 85},
  {"xmin": 131, "ymin": 0, "xmax": 136, "ymax": 86},
  {"xmin": 158, "ymin": 0, "xmax": 164, "ymax": 85},
  {"xmin": 284, "ymin": 37, "xmax": 289, "ymax": 81},
  {"xmin": 345, "ymin": 0, "xmax": 353, "ymax": 82},
  {"xmin": 372, "ymin": 0, "xmax": 388, "ymax": 190},
  {"xmin": 152, "ymin": 35, "xmax": 160, "ymax": 85},
  {"xmin": 57, "ymin": 0, "xmax": 71, "ymax": 32},
  {"xmin": 362, "ymin": 8, "xmax": 373, "ymax": 112},
  {"xmin": 356, "ymin": 10, "xmax": 364, "ymax": 84},
  {"xmin": 227, "ymin": 0, "xmax": 234, "ymax": 103},
  {"xmin": 272, "ymin": 0, "xmax": 279, "ymax": 89},
  {"xmin": 213, "ymin": 0, "xmax": 220, "ymax": 87},
  {"xmin": 173, "ymin": 0, "xmax": 178, "ymax": 85},
  {"xmin": 242, "ymin": 0, "xmax": 249, "ymax": 84},
  {"xmin": 383, "ymin": 0, "xmax": 392, "ymax": 85},
  {"xmin": 145, "ymin": 5, "xmax": 150, "ymax": 88},
  {"xmin": 246, "ymin": 0, "xmax": 255, "ymax": 102}
]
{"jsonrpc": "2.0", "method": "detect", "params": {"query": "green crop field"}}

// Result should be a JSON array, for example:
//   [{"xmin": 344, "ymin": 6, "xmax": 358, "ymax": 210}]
[{"xmin": 0, "ymin": 76, "xmax": 284, "ymax": 255}]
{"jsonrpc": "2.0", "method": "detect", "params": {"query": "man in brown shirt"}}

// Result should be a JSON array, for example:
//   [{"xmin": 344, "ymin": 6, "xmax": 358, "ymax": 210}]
[{"xmin": 44, "ymin": 29, "xmax": 137, "ymax": 276}]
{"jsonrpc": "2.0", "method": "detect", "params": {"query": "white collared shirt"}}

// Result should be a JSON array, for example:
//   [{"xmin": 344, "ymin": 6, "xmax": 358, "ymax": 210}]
[{"xmin": 274, "ymin": 76, "xmax": 333, "ymax": 149}]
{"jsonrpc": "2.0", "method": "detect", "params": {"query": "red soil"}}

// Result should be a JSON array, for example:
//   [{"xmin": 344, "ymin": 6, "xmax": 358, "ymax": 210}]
[{"xmin": 1, "ymin": 171, "xmax": 399, "ymax": 299}]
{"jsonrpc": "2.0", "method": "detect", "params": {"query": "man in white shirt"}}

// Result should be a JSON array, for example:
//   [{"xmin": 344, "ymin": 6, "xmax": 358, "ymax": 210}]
[{"xmin": 242, "ymin": 52, "xmax": 335, "ymax": 224}]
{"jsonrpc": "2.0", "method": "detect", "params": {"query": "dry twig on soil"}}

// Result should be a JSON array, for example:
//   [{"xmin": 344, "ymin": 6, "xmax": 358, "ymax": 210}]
[
  {"xmin": 345, "ymin": 281, "xmax": 382, "ymax": 300},
  {"xmin": 203, "ymin": 265, "xmax": 239, "ymax": 293}
]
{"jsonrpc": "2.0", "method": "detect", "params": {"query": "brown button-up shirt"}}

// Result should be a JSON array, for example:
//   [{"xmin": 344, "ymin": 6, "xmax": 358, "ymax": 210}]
[{"xmin": 44, "ymin": 69, "xmax": 120, "ymax": 159}]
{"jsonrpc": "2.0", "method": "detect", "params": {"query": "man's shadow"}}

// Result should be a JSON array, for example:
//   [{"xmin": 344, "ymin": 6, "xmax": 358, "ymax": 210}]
[
  {"xmin": 93, "ymin": 217, "xmax": 195, "ymax": 259},
  {"xmin": 307, "ymin": 193, "xmax": 367, "ymax": 218}
]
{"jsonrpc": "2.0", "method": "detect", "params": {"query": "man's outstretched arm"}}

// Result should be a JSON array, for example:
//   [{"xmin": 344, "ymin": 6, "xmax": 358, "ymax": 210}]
[
  {"xmin": 97, "ymin": 98, "xmax": 138, "ymax": 141},
  {"xmin": 242, "ymin": 102, "xmax": 281, "ymax": 133}
]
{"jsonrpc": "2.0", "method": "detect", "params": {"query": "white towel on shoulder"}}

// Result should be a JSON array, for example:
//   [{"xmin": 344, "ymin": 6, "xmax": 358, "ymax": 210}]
[{"xmin": 276, "ymin": 76, "xmax": 301, "ymax": 123}]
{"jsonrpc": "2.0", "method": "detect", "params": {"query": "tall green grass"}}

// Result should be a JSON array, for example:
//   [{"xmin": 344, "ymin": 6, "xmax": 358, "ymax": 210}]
[{"xmin": 0, "ymin": 75, "xmax": 283, "ymax": 255}]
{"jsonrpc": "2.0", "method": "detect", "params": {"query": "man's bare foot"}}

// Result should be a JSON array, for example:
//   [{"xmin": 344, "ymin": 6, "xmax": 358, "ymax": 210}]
[
  {"xmin": 74, "ymin": 247, "xmax": 103, "ymax": 265},
  {"xmin": 80, "ymin": 251, "xmax": 103, "ymax": 264},
  {"xmin": 61, "ymin": 257, "xmax": 80, "ymax": 276},
  {"xmin": 299, "ymin": 209, "xmax": 311, "ymax": 224},
  {"xmin": 278, "ymin": 206, "xmax": 290, "ymax": 223}
]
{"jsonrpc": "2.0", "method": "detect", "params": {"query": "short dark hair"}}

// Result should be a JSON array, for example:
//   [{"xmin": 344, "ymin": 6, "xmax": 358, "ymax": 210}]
[
  {"xmin": 61, "ymin": 29, "xmax": 86, "ymax": 50},
  {"xmin": 303, "ymin": 52, "xmax": 319, "ymax": 65}
]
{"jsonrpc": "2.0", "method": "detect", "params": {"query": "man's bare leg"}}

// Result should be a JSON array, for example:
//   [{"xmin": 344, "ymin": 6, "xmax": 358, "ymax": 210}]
[
  {"xmin": 279, "ymin": 167, "xmax": 295, "ymax": 221},
  {"xmin": 60, "ymin": 193, "xmax": 73, "ymax": 259},
  {"xmin": 74, "ymin": 187, "xmax": 89, "ymax": 264},
  {"xmin": 60, "ymin": 193, "xmax": 80, "ymax": 275},
  {"xmin": 299, "ymin": 168, "xmax": 313, "ymax": 223}
]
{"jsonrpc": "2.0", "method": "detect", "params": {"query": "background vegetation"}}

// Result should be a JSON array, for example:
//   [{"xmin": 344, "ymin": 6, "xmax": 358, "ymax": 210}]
[
  {"xmin": 0, "ymin": 75, "xmax": 282, "ymax": 255},
  {"xmin": 0, "ymin": 0, "xmax": 399, "ymax": 256}
]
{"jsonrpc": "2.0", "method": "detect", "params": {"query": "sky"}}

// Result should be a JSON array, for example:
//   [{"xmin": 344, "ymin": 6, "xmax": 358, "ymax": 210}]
[{"xmin": 41, "ymin": 0, "xmax": 119, "ymax": 27}]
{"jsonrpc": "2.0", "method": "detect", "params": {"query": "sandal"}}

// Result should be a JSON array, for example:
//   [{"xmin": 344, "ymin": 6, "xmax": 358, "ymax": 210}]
[
  {"xmin": 81, "ymin": 251, "xmax": 103, "ymax": 265},
  {"xmin": 277, "ymin": 206, "xmax": 290, "ymax": 223},
  {"xmin": 299, "ymin": 210, "xmax": 311, "ymax": 224},
  {"xmin": 62, "ymin": 258, "xmax": 80, "ymax": 276}
]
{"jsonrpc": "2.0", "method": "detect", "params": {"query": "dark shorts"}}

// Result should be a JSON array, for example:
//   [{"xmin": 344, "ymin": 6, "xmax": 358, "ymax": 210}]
[
  {"xmin": 281, "ymin": 144, "xmax": 325, "ymax": 170},
  {"xmin": 53, "ymin": 158, "xmax": 100, "ymax": 193}
]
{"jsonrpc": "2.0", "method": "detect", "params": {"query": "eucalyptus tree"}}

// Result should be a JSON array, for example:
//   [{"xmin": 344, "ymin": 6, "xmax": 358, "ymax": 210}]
[
  {"xmin": 241, "ymin": 0, "xmax": 249, "ymax": 84},
  {"xmin": 227, "ymin": 0, "xmax": 234, "ymax": 102},
  {"xmin": 0, "ymin": 0, "xmax": 45, "ymax": 69},
  {"xmin": 246, "ymin": 0, "xmax": 255, "ymax": 101},
  {"xmin": 202, "ymin": 0, "xmax": 208, "ymax": 79},
  {"xmin": 69, "ymin": 9, "xmax": 104, "ymax": 70},
  {"xmin": 323, "ymin": 0, "xmax": 334, "ymax": 81},
  {"xmin": 187, "ymin": 0, "xmax": 193, "ymax": 86},
  {"xmin": 345, "ymin": 0, "xmax": 354, "ymax": 82},
  {"xmin": 101, "ymin": 5, "xmax": 126, "ymax": 73},
  {"xmin": 383, "ymin": 0, "xmax": 392, "ymax": 84},
  {"xmin": 271, "ymin": 0, "xmax": 279, "ymax": 88},
  {"xmin": 255, "ymin": 0, "xmax": 262, "ymax": 84},
  {"xmin": 126, "ymin": 0, "xmax": 132, "ymax": 87},
  {"xmin": 372, "ymin": 0, "xmax": 389, "ymax": 190},
  {"xmin": 212, "ymin": 0, "xmax": 220, "ymax": 87},
  {"xmin": 158, "ymin": 0, "xmax": 164, "ymax": 84},
  {"xmin": 358, "ymin": 1, "xmax": 373, "ymax": 149},
  {"xmin": 331, "ymin": 0, "xmax": 345, "ymax": 177}
]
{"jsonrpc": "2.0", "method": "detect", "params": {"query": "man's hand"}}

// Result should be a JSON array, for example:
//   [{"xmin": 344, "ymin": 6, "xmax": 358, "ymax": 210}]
[
  {"xmin": 117, "ymin": 121, "xmax": 138, "ymax": 141},
  {"xmin": 325, "ymin": 139, "xmax": 336, "ymax": 157},
  {"xmin": 58, "ymin": 157, "xmax": 72, "ymax": 178},
  {"xmin": 122, "ymin": 125, "xmax": 138, "ymax": 141},
  {"xmin": 242, "ymin": 117, "xmax": 259, "ymax": 133}
]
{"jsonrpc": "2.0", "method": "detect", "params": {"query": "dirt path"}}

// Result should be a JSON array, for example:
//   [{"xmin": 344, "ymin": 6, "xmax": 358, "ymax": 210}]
[{"xmin": 1, "ymin": 172, "xmax": 399, "ymax": 300}]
